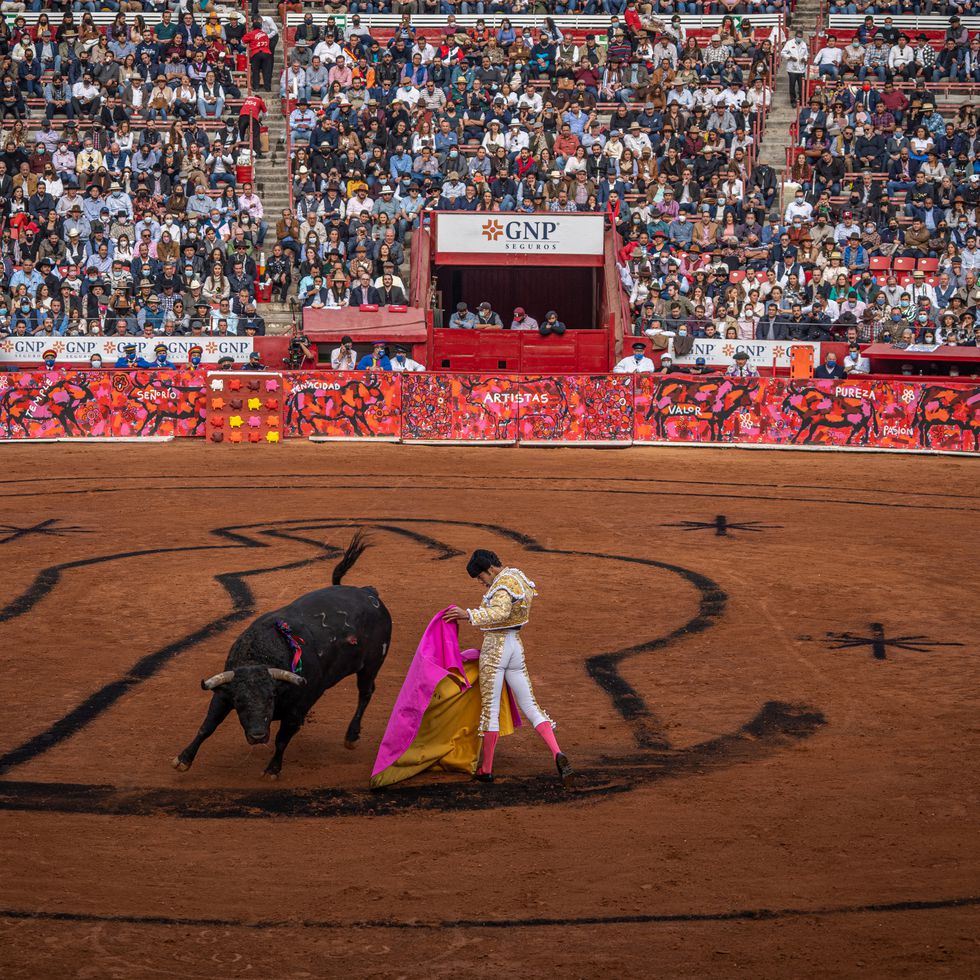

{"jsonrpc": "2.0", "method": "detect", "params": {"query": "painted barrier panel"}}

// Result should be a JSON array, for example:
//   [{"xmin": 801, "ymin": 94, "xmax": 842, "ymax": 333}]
[
  {"xmin": 0, "ymin": 370, "xmax": 977, "ymax": 453},
  {"xmin": 400, "ymin": 374, "xmax": 633, "ymax": 442},
  {"xmin": 401, "ymin": 374, "xmax": 520, "ymax": 441},
  {"xmin": 206, "ymin": 372, "xmax": 284, "ymax": 446},
  {"xmin": 634, "ymin": 376, "xmax": 761, "ymax": 444},
  {"xmin": 0, "ymin": 369, "xmax": 206, "ymax": 439},
  {"xmin": 759, "ymin": 378, "xmax": 891, "ymax": 449},
  {"xmin": 635, "ymin": 376, "xmax": 980, "ymax": 453},
  {"xmin": 517, "ymin": 375, "xmax": 634, "ymax": 443},
  {"xmin": 887, "ymin": 381, "xmax": 980, "ymax": 453},
  {"xmin": 761, "ymin": 379, "xmax": 980, "ymax": 453},
  {"xmin": 282, "ymin": 371, "xmax": 401, "ymax": 439}
]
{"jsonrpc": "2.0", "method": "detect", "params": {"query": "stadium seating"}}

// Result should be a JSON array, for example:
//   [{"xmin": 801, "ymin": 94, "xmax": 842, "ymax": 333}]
[
  {"xmin": 279, "ymin": 10, "xmax": 782, "ymax": 334},
  {"xmin": 4, "ymin": 3, "xmax": 978, "ymax": 369},
  {"xmin": 0, "ymin": 4, "xmax": 270, "ymax": 348}
]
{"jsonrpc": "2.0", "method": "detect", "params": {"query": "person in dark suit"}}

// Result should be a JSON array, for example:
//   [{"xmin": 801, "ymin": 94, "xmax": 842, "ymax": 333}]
[
  {"xmin": 747, "ymin": 163, "xmax": 778, "ymax": 208},
  {"xmin": 814, "ymin": 352, "xmax": 847, "ymax": 379},
  {"xmin": 351, "ymin": 272, "xmax": 381, "ymax": 307},
  {"xmin": 0, "ymin": 162, "xmax": 13, "ymax": 202},
  {"xmin": 756, "ymin": 302, "xmax": 790, "ymax": 340},
  {"xmin": 887, "ymin": 151, "xmax": 921, "ymax": 195},
  {"xmin": 376, "ymin": 272, "xmax": 407, "ymax": 307}
]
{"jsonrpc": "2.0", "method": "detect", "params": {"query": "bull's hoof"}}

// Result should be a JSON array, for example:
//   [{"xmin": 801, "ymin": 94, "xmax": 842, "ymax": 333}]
[
  {"xmin": 262, "ymin": 770, "xmax": 280, "ymax": 781},
  {"xmin": 172, "ymin": 756, "xmax": 190, "ymax": 772},
  {"xmin": 343, "ymin": 739, "xmax": 358, "ymax": 750}
]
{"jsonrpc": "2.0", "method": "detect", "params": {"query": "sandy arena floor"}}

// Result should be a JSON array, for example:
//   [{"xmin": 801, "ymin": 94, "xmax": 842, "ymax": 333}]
[{"xmin": 0, "ymin": 442, "xmax": 977, "ymax": 978}]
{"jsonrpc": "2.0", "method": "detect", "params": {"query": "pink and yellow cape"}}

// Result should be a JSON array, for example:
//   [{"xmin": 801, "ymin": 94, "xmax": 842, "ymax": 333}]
[{"xmin": 370, "ymin": 609, "xmax": 520, "ymax": 789}]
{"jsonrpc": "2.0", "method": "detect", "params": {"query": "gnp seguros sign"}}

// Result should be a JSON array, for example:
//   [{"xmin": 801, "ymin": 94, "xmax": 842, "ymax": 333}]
[{"xmin": 435, "ymin": 213, "xmax": 604, "ymax": 260}]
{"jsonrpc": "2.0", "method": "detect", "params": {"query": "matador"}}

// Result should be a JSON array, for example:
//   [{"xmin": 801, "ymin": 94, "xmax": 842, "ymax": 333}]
[{"xmin": 444, "ymin": 549, "xmax": 574, "ymax": 786}]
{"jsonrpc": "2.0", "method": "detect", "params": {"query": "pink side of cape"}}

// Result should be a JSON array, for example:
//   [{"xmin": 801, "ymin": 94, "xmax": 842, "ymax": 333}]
[{"xmin": 371, "ymin": 608, "xmax": 520, "ymax": 777}]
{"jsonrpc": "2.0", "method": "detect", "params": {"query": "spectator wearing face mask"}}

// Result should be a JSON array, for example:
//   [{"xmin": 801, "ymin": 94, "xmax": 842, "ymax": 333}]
[
  {"xmin": 448, "ymin": 302, "xmax": 478, "ymax": 330},
  {"xmin": 844, "ymin": 344, "xmax": 871, "ymax": 375},
  {"xmin": 668, "ymin": 211, "xmax": 693, "ymax": 249},
  {"xmin": 672, "ymin": 323, "xmax": 695, "ymax": 358},
  {"xmin": 510, "ymin": 308, "xmax": 539, "ymax": 331},
  {"xmin": 152, "ymin": 343, "xmax": 176, "ymax": 369},
  {"xmin": 814, "ymin": 352, "xmax": 847, "ymax": 379},
  {"xmin": 913, "ymin": 310, "xmax": 936, "ymax": 340},
  {"xmin": 678, "ymin": 356, "xmax": 714, "ymax": 377},
  {"xmin": 539, "ymin": 311, "xmax": 567, "ymax": 337},
  {"xmin": 613, "ymin": 342, "xmax": 655, "ymax": 373},
  {"xmin": 784, "ymin": 189, "xmax": 813, "ymax": 224},
  {"xmin": 115, "ymin": 343, "xmax": 151, "ymax": 368},
  {"xmin": 476, "ymin": 302, "xmax": 503, "ymax": 328},
  {"xmin": 390, "ymin": 345, "xmax": 425, "ymax": 372}
]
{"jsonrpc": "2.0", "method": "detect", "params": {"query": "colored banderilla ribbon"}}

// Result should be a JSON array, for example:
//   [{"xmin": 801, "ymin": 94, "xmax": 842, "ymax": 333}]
[{"xmin": 275, "ymin": 619, "xmax": 305, "ymax": 674}]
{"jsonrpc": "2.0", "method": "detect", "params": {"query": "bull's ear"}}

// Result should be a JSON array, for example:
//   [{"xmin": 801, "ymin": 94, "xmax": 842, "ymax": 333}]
[{"xmin": 201, "ymin": 670, "xmax": 235, "ymax": 690}]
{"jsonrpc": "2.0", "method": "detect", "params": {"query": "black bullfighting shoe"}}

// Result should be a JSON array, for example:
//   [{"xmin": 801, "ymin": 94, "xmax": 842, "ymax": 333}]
[
  {"xmin": 555, "ymin": 753, "xmax": 575, "ymax": 788},
  {"xmin": 473, "ymin": 771, "xmax": 495, "ymax": 783}
]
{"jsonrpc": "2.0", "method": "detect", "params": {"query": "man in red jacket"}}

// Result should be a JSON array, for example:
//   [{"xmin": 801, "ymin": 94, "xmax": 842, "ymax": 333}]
[
  {"xmin": 238, "ymin": 92, "xmax": 267, "ymax": 157},
  {"xmin": 242, "ymin": 19, "xmax": 273, "ymax": 91}
]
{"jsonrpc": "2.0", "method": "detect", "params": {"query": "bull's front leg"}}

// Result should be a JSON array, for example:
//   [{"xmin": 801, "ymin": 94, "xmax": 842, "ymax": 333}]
[
  {"xmin": 264, "ymin": 716, "xmax": 303, "ymax": 780},
  {"xmin": 344, "ymin": 667, "xmax": 378, "ymax": 749},
  {"xmin": 172, "ymin": 694, "xmax": 233, "ymax": 771}
]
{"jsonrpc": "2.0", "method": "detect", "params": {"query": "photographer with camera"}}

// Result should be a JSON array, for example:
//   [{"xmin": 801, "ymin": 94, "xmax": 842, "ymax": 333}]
[
  {"xmin": 285, "ymin": 332, "xmax": 316, "ymax": 369},
  {"xmin": 330, "ymin": 335, "xmax": 357, "ymax": 371}
]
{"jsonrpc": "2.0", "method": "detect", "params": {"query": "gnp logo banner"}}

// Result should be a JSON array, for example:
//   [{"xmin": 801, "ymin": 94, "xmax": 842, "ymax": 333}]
[
  {"xmin": 434, "ymin": 213, "xmax": 604, "ymax": 259},
  {"xmin": 0, "ymin": 336, "xmax": 254, "ymax": 364}
]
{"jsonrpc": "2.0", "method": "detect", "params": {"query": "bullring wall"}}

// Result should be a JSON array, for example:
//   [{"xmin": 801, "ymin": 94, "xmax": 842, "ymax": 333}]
[{"xmin": 0, "ymin": 371, "xmax": 976, "ymax": 454}]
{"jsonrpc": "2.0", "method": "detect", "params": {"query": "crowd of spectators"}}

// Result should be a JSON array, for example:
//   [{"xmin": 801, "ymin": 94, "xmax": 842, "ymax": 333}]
[
  {"xmin": 7, "ymin": 3, "xmax": 977, "ymax": 377},
  {"xmin": 0, "ymin": 6, "xmax": 273, "ymax": 340},
  {"xmin": 814, "ymin": 16, "xmax": 980, "ymax": 85},
  {"xmin": 447, "ymin": 300, "xmax": 567, "ymax": 332},
  {"xmin": 610, "ymin": 15, "xmax": 979, "ymax": 375},
  {"xmin": 282, "ymin": 10, "xmax": 778, "ymax": 314}
]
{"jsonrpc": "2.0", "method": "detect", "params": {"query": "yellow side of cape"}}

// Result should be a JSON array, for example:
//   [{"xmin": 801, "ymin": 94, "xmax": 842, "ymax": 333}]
[{"xmin": 370, "ymin": 660, "xmax": 517, "ymax": 789}]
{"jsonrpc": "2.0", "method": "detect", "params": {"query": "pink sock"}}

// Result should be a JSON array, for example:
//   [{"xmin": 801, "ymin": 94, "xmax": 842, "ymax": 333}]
[
  {"xmin": 535, "ymin": 722, "xmax": 561, "ymax": 758},
  {"xmin": 479, "ymin": 732, "xmax": 499, "ymax": 773}
]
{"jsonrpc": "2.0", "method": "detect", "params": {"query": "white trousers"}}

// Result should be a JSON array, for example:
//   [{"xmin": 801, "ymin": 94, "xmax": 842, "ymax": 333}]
[{"xmin": 481, "ymin": 631, "xmax": 551, "ymax": 733}]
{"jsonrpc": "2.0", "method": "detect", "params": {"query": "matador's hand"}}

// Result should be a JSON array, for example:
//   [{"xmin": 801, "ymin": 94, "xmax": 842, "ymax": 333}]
[{"xmin": 442, "ymin": 606, "xmax": 468, "ymax": 623}]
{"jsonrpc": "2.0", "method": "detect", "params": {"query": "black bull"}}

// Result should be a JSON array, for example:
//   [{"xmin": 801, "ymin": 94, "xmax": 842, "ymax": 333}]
[{"xmin": 172, "ymin": 532, "xmax": 392, "ymax": 778}]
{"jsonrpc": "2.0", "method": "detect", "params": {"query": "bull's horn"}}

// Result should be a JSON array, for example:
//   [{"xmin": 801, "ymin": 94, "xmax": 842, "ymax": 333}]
[
  {"xmin": 268, "ymin": 668, "xmax": 306, "ymax": 687},
  {"xmin": 201, "ymin": 670, "xmax": 235, "ymax": 690}
]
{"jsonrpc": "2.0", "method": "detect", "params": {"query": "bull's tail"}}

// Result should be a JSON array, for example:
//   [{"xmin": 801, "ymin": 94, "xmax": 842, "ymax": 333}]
[
  {"xmin": 869, "ymin": 402, "xmax": 880, "ymax": 437},
  {"xmin": 332, "ymin": 529, "xmax": 371, "ymax": 585}
]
